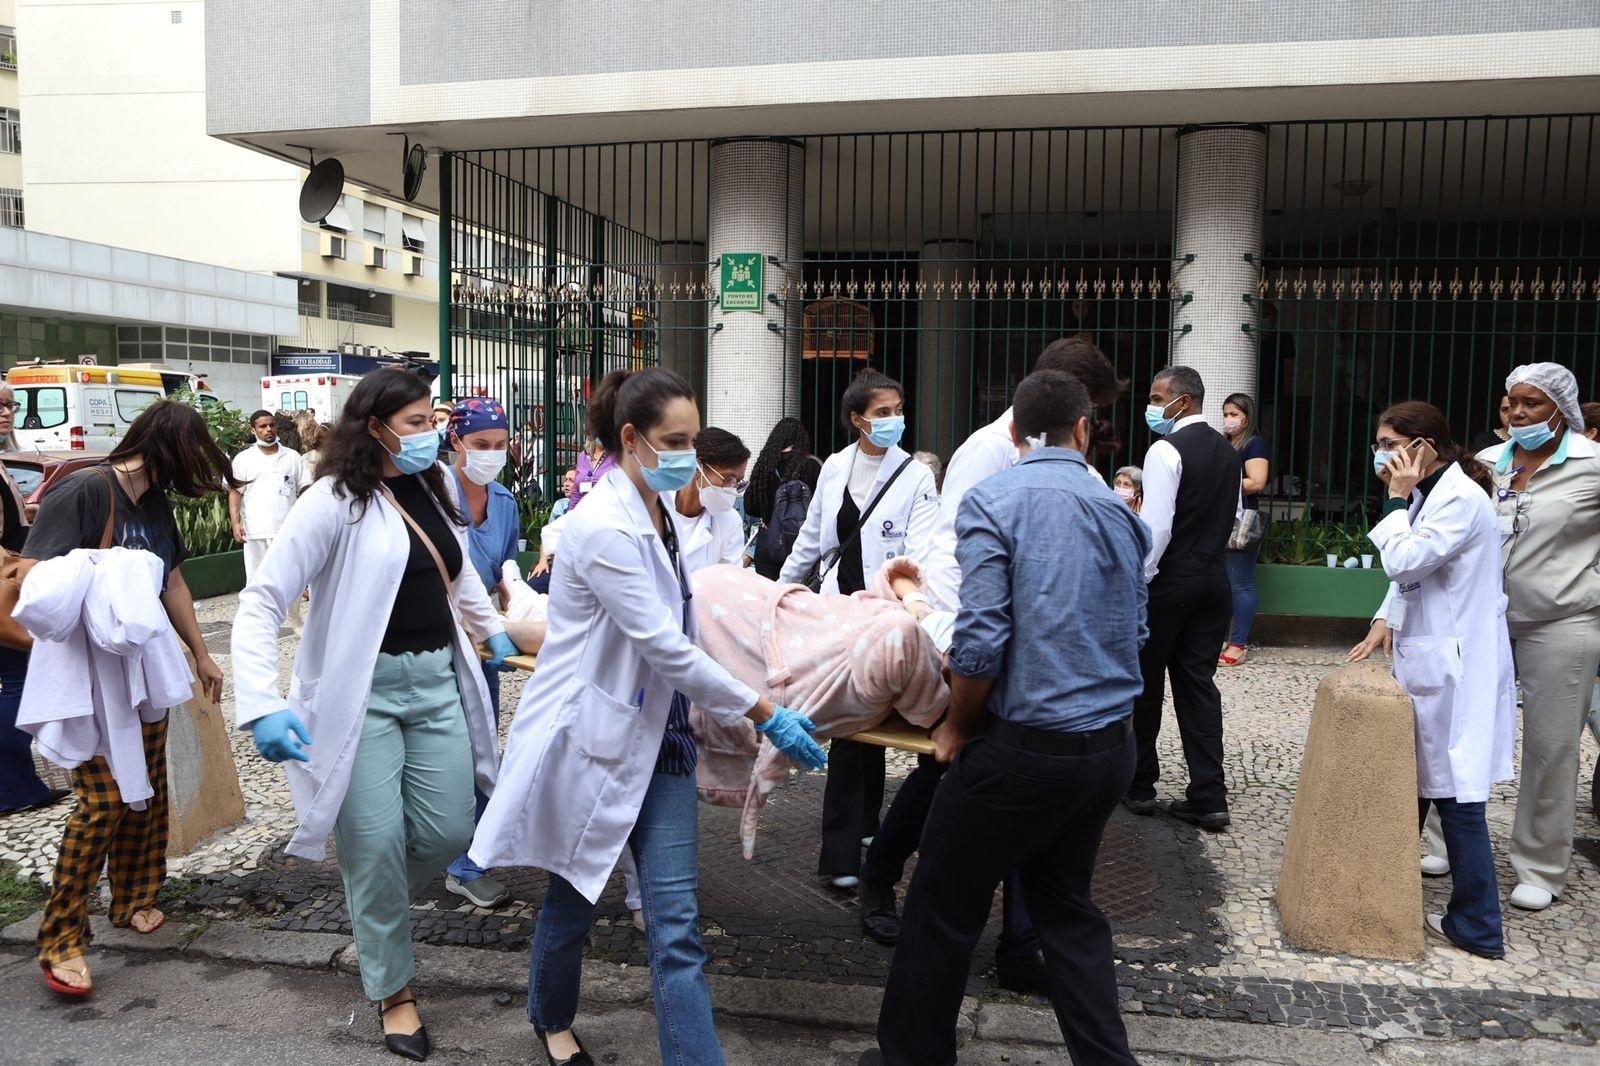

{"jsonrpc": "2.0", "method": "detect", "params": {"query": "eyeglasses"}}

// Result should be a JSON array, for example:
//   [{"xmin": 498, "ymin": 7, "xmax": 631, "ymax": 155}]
[
  {"xmin": 1370, "ymin": 440, "xmax": 1408, "ymax": 454},
  {"xmin": 699, "ymin": 464, "xmax": 748, "ymax": 492},
  {"xmin": 0, "ymin": 401, "xmax": 16, "ymax": 413}
]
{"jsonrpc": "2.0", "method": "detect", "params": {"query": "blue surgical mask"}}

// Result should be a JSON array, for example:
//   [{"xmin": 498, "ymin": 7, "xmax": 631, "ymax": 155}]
[
  {"xmin": 1145, "ymin": 397, "xmax": 1183, "ymax": 436},
  {"xmin": 1508, "ymin": 414, "xmax": 1560, "ymax": 451},
  {"xmin": 638, "ymin": 435, "xmax": 697, "ymax": 493},
  {"xmin": 862, "ymin": 415, "xmax": 905, "ymax": 449},
  {"xmin": 1372, "ymin": 450, "xmax": 1394, "ymax": 477},
  {"xmin": 384, "ymin": 424, "xmax": 441, "ymax": 475}
]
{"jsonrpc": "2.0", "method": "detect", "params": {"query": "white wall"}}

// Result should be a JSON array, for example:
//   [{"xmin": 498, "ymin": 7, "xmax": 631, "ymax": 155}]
[{"xmin": 18, "ymin": 0, "xmax": 304, "ymax": 271}]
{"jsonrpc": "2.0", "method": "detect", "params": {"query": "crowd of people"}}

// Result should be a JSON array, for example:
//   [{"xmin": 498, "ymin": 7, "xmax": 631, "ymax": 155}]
[{"xmin": 0, "ymin": 338, "xmax": 1592, "ymax": 1066}]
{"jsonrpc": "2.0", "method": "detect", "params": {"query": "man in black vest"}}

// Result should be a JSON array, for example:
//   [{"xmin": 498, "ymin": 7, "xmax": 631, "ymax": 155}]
[{"xmin": 1125, "ymin": 365, "xmax": 1241, "ymax": 829}]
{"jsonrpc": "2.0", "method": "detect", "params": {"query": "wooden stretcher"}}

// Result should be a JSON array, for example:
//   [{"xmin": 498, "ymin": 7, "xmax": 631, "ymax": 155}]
[{"xmin": 481, "ymin": 646, "xmax": 937, "ymax": 755}]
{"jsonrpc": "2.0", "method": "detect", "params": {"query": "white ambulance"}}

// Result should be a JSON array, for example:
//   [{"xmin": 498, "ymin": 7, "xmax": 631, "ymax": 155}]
[{"xmin": 260, "ymin": 374, "xmax": 360, "ymax": 422}]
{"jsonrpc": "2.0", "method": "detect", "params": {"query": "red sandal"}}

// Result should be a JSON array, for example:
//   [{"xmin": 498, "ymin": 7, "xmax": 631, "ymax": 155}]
[
  {"xmin": 40, "ymin": 960, "xmax": 93, "ymax": 998},
  {"xmin": 1218, "ymin": 645, "xmax": 1248, "ymax": 667}
]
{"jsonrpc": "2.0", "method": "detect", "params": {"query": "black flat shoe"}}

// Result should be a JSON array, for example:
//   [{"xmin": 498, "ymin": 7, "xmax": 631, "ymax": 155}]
[
  {"xmin": 995, "ymin": 950, "xmax": 1050, "ymax": 995},
  {"xmin": 859, "ymin": 882, "xmax": 900, "ymax": 946},
  {"xmin": 1121, "ymin": 796, "xmax": 1157, "ymax": 816},
  {"xmin": 377, "ymin": 997, "xmax": 430, "ymax": 1062},
  {"xmin": 1165, "ymin": 799, "xmax": 1231, "ymax": 831},
  {"xmin": 540, "ymin": 1028, "xmax": 594, "ymax": 1066}
]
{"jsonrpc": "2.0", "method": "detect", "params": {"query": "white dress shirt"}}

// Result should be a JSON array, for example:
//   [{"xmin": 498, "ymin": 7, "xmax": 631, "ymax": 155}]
[
  {"xmin": 922, "ymin": 409, "xmax": 1018, "ymax": 614},
  {"xmin": 1139, "ymin": 414, "xmax": 1222, "ymax": 582}
]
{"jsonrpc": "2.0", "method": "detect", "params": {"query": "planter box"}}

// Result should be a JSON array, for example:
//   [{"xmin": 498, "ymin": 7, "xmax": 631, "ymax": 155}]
[
  {"xmin": 179, "ymin": 550, "xmax": 245, "ymax": 600},
  {"xmin": 1255, "ymin": 563, "xmax": 1388, "ymax": 619}
]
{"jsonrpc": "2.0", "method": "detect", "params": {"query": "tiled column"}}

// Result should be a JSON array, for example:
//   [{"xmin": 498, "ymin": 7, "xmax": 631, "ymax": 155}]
[
  {"xmin": 707, "ymin": 138, "xmax": 804, "ymax": 452},
  {"xmin": 915, "ymin": 239, "xmax": 976, "ymax": 457},
  {"xmin": 656, "ymin": 240, "xmax": 707, "ymax": 401},
  {"xmin": 1170, "ymin": 125, "xmax": 1266, "ymax": 425}
]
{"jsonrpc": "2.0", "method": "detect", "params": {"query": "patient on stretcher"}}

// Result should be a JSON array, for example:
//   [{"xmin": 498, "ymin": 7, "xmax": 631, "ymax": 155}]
[{"xmin": 497, "ymin": 557, "xmax": 952, "ymax": 857}]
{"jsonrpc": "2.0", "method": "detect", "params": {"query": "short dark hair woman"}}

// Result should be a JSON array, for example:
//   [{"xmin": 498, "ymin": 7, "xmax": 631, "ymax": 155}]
[
  {"xmin": 231, "ymin": 369, "xmax": 520, "ymax": 1060},
  {"xmin": 470, "ymin": 366, "xmax": 826, "ymax": 1066},
  {"xmin": 26, "ymin": 400, "xmax": 238, "ymax": 997}
]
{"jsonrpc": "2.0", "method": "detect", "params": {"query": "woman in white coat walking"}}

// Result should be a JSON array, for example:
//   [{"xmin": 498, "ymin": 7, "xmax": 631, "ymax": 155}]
[
  {"xmin": 1349, "ymin": 400, "xmax": 1513, "ymax": 960},
  {"xmin": 779, "ymin": 368, "xmax": 939, "ymax": 889},
  {"xmin": 469, "ymin": 367, "xmax": 827, "ymax": 1066},
  {"xmin": 232, "ymin": 370, "xmax": 520, "ymax": 1061}
]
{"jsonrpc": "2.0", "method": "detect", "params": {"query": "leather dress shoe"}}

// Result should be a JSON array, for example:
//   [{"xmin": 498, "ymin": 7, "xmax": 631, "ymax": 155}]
[
  {"xmin": 1165, "ymin": 799, "xmax": 1231, "ymax": 831},
  {"xmin": 1121, "ymin": 796, "xmax": 1157, "ymax": 816},
  {"xmin": 859, "ymin": 882, "xmax": 899, "ymax": 946},
  {"xmin": 995, "ymin": 950, "xmax": 1050, "ymax": 995}
]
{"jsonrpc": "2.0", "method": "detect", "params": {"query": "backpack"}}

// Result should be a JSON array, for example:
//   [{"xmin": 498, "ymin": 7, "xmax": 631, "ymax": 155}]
[{"xmin": 754, "ymin": 478, "xmax": 812, "ymax": 578}]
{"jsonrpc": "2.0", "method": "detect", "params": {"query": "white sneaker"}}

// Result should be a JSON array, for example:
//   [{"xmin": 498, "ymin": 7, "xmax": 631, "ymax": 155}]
[
  {"xmin": 830, "ymin": 875, "xmax": 860, "ymax": 890},
  {"xmin": 1420, "ymin": 855, "xmax": 1451, "ymax": 877},
  {"xmin": 630, "ymin": 908, "xmax": 645, "ymax": 933},
  {"xmin": 1509, "ymin": 883, "xmax": 1555, "ymax": 910}
]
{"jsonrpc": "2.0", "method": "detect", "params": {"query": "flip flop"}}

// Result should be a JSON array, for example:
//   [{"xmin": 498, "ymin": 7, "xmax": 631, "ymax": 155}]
[{"xmin": 40, "ymin": 960, "xmax": 93, "ymax": 998}]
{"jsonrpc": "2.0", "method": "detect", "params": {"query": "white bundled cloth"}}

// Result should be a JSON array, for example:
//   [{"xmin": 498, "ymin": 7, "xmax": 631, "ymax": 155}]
[
  {"xmin": 500, "ymin": 559, "xmax": 548, "ymax": 623},
  {"xmin": 15, "ymin": 547, "xmax": 194, "ymax": 809}
]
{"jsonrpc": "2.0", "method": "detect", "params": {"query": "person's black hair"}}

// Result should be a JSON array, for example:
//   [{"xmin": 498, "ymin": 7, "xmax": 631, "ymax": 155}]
[
  {"xmin": 839, "ymin": 367, "xmax": 904, "ymax": 433},
  {"xmin": 1034, "ymin": 336, "xmax": 1125, "ymax": 408},
  {"xmin": 1012, "ymin": 370, "xmax": 1092, "ymax": 448},
  {"xmin": 1377, "ymin": 400, "xmax": 1494, "ymax": 497},
  {"xmin": 249, "ymin": 409, "xmax": 273, "ymax": 425},
  {"xmin": 1153, "ymin": 365, "xmax": 1206, "ymax": 408},
  {"xmin": 746, "ymin": 416, "xmax": 813, "ymax": 522},
  {"xmin": 694, "ymin": 426, "xmax": 749, "ymax": 467},
  {"xmin": 586, "ymin": 367, "xmax": 696, "ymax": 454},
  {"xmin": 108, "ymin": 400, "xmax": 241, "ymax": 498},
  {"xmin": 317, "ymin": 369, "xmax": 462, "ymax": 522}
]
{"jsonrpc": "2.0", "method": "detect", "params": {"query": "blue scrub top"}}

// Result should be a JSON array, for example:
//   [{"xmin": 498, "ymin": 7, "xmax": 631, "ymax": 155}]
[{"xmin": 453, "ymin": 468, "xmax": 522, "ymax": 593}]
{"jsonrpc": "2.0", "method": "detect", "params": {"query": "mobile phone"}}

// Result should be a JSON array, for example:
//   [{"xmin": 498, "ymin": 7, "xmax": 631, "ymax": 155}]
[{"xmin": 1377, "ymin": 438, "xmax": 1437, "ymax": 483}]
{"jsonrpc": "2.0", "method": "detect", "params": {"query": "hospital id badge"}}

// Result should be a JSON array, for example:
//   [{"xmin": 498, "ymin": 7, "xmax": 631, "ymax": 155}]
[{"xmin": 1497, "ymin": 512, "xmax": 1516, "ymax": 537}]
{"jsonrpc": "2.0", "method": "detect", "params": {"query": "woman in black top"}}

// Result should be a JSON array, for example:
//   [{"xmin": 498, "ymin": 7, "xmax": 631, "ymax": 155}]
[
  {"xmin": 0, "ymin": 382, "xmax": 53, "ymax": 814},
  {"xmin": 745, "ymin": 416, "xmax": 822, "ymax": 579},
  {"xmin": 25, "ymin": 400, "xmax": 236, "ymax": 997}
]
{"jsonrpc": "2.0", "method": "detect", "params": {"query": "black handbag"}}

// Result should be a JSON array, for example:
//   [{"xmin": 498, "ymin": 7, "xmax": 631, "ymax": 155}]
[
  {"xmin": 802, "ymin": 457, "xmax": 912, "ymax": 592},
  {"xmin": 1228, "ymin": 508, "xmax": 1269, "ymax": 553}
]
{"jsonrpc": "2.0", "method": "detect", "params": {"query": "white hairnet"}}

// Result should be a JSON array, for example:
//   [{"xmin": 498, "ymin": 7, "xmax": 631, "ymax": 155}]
[{"xmin": 1507, "ymin": 363, "xmax": 1584, "ymax": 434}]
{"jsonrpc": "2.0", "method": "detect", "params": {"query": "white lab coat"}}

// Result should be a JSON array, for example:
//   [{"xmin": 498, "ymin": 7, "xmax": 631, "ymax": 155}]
[
  {"xmin": 469, "ymin": 469, "xmax": 758, "ymax": 903},
  {"xmin": 778, "ymin": 443, "xmax": 939, "ymax": 596},
  {"xmin": 15, "ymin": 548, "xmax": 193, "ymax": 809},
  {"xmin": 231, "ymin": 471, "xmax": 504, "ymax": 861},
  {"xmin": 1370, "ymin": 462, "xmax": 1515, "ymax": 802},
  {"xmin": 923, "ymin": 409, "xmax": 1018, "ymax": 613},
  {"xmin": 673, "ymin": 502, "xmax": 744, "ymax": 574}
]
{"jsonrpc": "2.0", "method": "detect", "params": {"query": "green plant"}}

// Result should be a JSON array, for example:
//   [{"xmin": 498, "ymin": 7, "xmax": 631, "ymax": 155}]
[
  {"xmin": 0, "ymin": 862, "xmax": 42, "ymax": 929},
  {"xmin": 519, "ymin": 493, "xmax": 552, "ymax": 546},
  {"xmin": 172, "ymin": 493, "xmax": 234, "ymax": 556}
]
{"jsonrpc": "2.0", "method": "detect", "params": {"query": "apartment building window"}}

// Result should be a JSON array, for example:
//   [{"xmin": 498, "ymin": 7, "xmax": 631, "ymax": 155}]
[
  {"xmin": 327, "ymin": 282, "xmax": 394, "ymax": 328},
  {"xmin": 296, "ymin": 278, "xmax": 321, "ymax": 317},
  {"xmin": 116, "ymin": 326, "xmax": 268, "ymax": 366},
  {"xmin": 0, "ymin": 109, "xmax": 21, "ymax": 155},
  {"xmin": 0, "ymin": 29, "xmax": 17, "ymax": 71},
  {"xmin": 401, "ymin": 215, "xmax": 426, "ymax": 252},
  {"xmin": 0, "ymin": 188, "xmax": 23, "ymax": 229},
  {"xmin": 363, "ymin": 201, "xmax": 387, "ymax": 244}
]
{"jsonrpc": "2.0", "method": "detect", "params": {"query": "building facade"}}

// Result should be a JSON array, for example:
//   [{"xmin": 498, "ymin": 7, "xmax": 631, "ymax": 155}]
[{"xmin": 201, "ymin": 1, "xmax": 1600, "ymax": 508}]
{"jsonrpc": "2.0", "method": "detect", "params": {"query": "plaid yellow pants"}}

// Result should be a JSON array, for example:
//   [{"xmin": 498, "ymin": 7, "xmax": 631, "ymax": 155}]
[{"xmin": 36, "ymin": 715, "xmax": 169, "ymax": 967}]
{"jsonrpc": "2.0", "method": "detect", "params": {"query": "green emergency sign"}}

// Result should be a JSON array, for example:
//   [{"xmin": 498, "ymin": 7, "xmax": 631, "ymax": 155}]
[{"xmin": 719, "ymin": 253, "xmax": 763, "ymax": 312}]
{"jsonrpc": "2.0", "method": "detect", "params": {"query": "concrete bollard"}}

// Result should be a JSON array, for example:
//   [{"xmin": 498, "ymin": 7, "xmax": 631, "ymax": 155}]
[
  {"xmin": 165, "ymin": 647, "xmax": 246, "ymax": 856},
  {"xmin": 1276, "ymin": 662, "xmax": 1424, "ymax": 961}
]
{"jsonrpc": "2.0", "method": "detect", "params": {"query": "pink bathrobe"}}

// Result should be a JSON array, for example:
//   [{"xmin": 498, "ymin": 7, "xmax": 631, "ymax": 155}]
[{"xmin": 689, "ymin": 559, "xmax": 949, "ymax": 857}]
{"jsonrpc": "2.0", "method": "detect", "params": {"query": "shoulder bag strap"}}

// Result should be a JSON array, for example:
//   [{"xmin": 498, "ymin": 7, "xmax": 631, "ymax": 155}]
[
  {"xmin": 378, "ymin": 484, "xmax": 453, "ymax": 599},
  {"xmin": 818, "ymin": 456, "xmax": 915, "ymax": 582},
  {"xmin": 96, "ymin": 467, "xmax": 120, "ymax": 550}
]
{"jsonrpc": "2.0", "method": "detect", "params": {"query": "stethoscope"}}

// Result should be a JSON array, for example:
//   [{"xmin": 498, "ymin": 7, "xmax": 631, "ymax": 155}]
[{"xmin": 656, "ymin": 498, "xmax": 693, "ymax": 631}]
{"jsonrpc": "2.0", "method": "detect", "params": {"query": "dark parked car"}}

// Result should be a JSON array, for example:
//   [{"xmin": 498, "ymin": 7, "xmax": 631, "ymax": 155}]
[{"xmin": 3, "ymin": 450, "xmax": 105, "ymax": 521}]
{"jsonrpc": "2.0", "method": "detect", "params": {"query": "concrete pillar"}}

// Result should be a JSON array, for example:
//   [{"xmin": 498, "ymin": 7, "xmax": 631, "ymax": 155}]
[
  {"xmin": 657, "ymin": 240, "xmax": 708, "ymax": 401},
  {"xmin": 1170, "ymin": 125, "xmax": 1266, "ymax": 425},
  {"xmin": 915, "ymin": 240, "xmax": 976, "ymax": 457},
  {"xmin": 706, "ymin": 138, "xmax": 804, "ymax": 453}
]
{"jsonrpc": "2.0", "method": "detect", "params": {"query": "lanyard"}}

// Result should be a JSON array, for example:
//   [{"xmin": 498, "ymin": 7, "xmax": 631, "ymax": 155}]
[{"xmin": 656, "ymin": 499, "xmax": 692, "ymax": 632}]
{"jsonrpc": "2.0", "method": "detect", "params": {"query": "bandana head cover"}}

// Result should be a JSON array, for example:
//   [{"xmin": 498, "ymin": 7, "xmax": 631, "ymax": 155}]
[{"xmin": 450, "ymin": 396, "xmax": 510, "ymax": 438}]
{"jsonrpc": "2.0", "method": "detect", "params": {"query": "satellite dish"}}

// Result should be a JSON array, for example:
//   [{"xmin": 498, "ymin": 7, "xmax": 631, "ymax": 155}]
[
  {"xmin": 298, "ymin": 156, "xmax": 345, "ymax": 224},
  {"xmin": 403, "ymin": 139, "xmax": 427, "ymax": 202}
]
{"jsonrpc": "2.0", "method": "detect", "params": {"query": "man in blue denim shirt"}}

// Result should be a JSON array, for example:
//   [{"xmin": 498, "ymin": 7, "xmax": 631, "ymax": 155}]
[{"xmin": 865, "ymin": 369, "xmax": 1148, "ymax": 1066}]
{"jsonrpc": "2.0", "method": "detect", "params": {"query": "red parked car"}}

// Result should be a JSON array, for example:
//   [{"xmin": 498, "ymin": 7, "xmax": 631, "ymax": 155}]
[{"xmin": 3, "ymin": 450, "xmax": 106, "ymax": 521}]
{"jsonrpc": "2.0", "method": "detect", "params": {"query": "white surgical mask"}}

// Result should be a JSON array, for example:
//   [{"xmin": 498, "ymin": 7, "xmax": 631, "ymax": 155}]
[
  {"xmin": 462, "ymin": 449, "xmax": 507, "ymax": 486},
  {"xmin": 701, "ymin": 485, "xmax": 739, "ymax": 515},
  {"xmin": 254, "ymin": 437, "xmax": 276, "ymax": 449}
]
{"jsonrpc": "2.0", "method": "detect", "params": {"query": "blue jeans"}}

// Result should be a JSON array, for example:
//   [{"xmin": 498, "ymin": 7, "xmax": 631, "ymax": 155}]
[
  {"xmin": 447, "ymin": 662, "xmax": 501, "ymax": 883},
  {"xmin": 1419, "ymin": 797, "xmax": 1504, "ymax": 957},
  {"xmin": 1224, "ymin": 550, "xmax": 1259, "ymax": 647},
  {"xmin": 529, "ymin": 770, "xmax": 723, "ymax": 1066},
  {"xmin": 0, "ymin": 645, "xmax": 50, "ymax": 813}
]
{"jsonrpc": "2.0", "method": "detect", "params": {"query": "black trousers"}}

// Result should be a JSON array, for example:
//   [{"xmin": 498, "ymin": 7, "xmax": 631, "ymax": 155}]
[
  {"xmin": 817, "ymin": 738, "xmax": 885, "ymax": 877},
  {"xmin": 876, "ymin": 727, "xmax": 1137, "ymax": 1066},
  {"xmin": 861, "ymin": 754, "xmax": 1039, "ymax": 962},
  {"xmin": 1128, "ymin": 572, "xmax": 1231, "ymax": 813}
]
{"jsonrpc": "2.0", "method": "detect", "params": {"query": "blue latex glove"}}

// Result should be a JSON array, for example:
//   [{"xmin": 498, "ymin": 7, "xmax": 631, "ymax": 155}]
[
  {"xmin": 252, "ymin": 709, "xmax": 312, "ymax": 763},
  {"xmin": 755, "ymin": 706, "xmax": 828, "ymax": 771},
  {"xmin": 484, "ymin": 632, "xmax": 519, "ymax": 672}
]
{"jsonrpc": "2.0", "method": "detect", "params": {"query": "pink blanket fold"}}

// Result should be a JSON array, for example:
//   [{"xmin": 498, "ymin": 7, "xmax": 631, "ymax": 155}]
[{"xmin": 689, "ymin": 559, "xmax": 949, "ymax": 858}]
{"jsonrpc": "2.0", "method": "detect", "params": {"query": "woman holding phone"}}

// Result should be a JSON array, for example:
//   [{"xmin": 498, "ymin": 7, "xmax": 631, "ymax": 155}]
[{"xmin": 1350, "ymin": 401, "xmax": 1514, "ymax": 959}]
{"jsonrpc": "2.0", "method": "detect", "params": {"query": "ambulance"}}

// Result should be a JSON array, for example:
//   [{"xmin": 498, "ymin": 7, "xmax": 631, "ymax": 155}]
[
  {"xmin": 5, "ymin": 363, "xmax": 212, "ymax": 453},
  {"xmin": 260, "ymin": 373, "xmax": 360, "ymax": 423}
]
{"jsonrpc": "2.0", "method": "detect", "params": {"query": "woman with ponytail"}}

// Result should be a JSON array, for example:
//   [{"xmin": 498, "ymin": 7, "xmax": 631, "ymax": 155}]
[
  {"xmin": 471, "ymin": 367, "xmax": 827, "ymax": 1066},
  {"xmin": 1350, "ymin": 400, "xmax": 1513, "ymax": 960}
]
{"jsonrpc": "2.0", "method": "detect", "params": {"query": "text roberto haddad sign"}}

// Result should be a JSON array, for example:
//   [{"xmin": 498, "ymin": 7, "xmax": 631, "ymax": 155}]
[{"xmin": 719, "ymin": 253, "xmax": 763, "ymax": 312}]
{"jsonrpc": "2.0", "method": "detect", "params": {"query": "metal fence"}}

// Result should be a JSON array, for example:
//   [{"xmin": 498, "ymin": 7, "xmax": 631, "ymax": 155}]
[{"xmin": 443, "ymin": 116, "xmax": 1600, "ymax": 532}]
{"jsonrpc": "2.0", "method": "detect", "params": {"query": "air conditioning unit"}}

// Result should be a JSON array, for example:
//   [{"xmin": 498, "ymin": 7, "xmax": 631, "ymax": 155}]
[
  {"xmin": 365, "ymin": 245, "xmax": 388, "ymax": 269},
  {"xmin": 404, "ymin": 254, "xmax": 424, "ymax": 277},
  {"xmin": 319, "ymin": 232, "xmax": 346, "ymax": 259}
]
